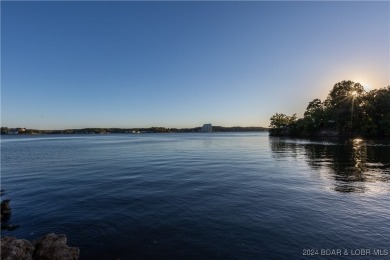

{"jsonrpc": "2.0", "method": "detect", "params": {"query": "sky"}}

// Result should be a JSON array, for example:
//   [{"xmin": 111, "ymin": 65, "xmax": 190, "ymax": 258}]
[{"xmin": 1, "ymin": 1, "xmax": 389, "ymax": 129}]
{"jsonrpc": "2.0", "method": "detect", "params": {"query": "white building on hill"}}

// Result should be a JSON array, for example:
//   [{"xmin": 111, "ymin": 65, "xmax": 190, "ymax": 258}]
[{"xmin": 200, "ymin": 124, "xmax": 212, "ymax": 132}]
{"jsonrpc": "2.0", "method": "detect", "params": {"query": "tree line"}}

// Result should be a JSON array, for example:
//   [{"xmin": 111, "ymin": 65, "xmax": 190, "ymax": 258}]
[
  {"xmin": 1, "ymin": 126, "xmax": 268, "ymax": 135},
  {"xmin": 269, "ymin": 80, "xmax": 390, "ymax": 137}
]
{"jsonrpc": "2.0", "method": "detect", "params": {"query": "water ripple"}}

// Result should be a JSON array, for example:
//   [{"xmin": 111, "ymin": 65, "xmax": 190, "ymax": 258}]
[{"xmin": 1, "ymin": 133, "xmax": 389, "ymax": 259}]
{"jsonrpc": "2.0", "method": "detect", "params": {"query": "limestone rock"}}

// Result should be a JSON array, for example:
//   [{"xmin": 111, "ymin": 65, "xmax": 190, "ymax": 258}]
[
  {"xmin": 32, "ymin": 233, "xmax": 80, "ymax": 260},
  {"xmin": 1, "ymin": 234, "xmax": 79, "ymax": 260},
  {"xmin": 1, "ymin": 236, "xmax": 34, "ymax": 260}
]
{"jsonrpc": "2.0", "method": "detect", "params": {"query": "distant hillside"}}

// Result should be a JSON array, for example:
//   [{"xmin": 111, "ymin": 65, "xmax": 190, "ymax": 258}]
[{"xmin": 1, "ymin": 126, "xmax": 268, "ymax": 135}]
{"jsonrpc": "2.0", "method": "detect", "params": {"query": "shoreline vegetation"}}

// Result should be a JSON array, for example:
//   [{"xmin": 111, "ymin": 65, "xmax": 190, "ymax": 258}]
[
  {"xmin": 2, "ymin": 80, "xmax": 389, "ymax": 138},
  {"xmin": 0, "ymin": 126, "xmax": 268, "ymax": 135},
  {"xmin": 269, "ymin": 80, "xmax": 390, "ymax": 138}
]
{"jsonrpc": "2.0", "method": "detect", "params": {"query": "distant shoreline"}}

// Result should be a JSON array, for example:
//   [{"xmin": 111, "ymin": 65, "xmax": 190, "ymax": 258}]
[{"xmin": 1, "ymin": 126, "xmax": 268, "ymax": 135}]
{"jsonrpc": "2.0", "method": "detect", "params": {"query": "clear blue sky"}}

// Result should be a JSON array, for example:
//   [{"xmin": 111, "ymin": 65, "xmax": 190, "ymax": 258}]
[{"xmin": 1, "ymin": 1, "xmax": 389, "ymax": 129}]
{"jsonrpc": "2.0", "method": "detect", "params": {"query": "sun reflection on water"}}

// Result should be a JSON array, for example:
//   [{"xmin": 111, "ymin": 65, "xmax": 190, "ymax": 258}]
[{"xmin": 269, "ymin": 137, "xmax": 390, "ymax": 194}]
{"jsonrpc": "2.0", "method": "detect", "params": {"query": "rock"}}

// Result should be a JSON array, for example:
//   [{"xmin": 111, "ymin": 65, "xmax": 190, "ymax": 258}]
[
  {"xmin": 1, "ymin": 199, "xmax": 18, "ymax": 230},
  {"xmin": 1, "ymin": 199, "xmax": 12, "ymax": 214},
  {"xmin": 1, "ymin": 236, "xmax": 34, "ymax": 260},
  {"xmin": 1, "ymin": 223, "xmax": 20, "ymax": 231},
  {"xmin": 1, "ymin": 234, "xmax": 79, "ymax": 260},
  {"xmin": 1, "ymin": 199, "xmax": 12, "ymax": 215},
  {"xmin": 32, "ymin": 233, "xmax": 80, "ymax": 260}
]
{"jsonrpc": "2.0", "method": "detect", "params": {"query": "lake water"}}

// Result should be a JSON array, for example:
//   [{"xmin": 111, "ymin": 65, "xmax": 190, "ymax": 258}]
[{"xmin": 1, "ymin": 132, "xmax": 389, "ymax": 259}]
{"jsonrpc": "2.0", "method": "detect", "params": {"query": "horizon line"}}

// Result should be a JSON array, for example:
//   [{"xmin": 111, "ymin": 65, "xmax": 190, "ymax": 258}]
[{"xmin": 1, "ymin": 125, "xmax": 270, "ymax": 131}]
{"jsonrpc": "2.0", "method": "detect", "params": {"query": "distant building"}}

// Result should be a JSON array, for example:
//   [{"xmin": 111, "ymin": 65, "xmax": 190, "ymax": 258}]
[{"xmin": 200, "ymin": 124, "xmax": 212, "ymax": 132}]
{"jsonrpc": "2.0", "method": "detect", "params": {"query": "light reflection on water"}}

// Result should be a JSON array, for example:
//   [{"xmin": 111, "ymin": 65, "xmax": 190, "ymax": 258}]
[
  {"xmin": 1, "ymin": 133, "xmax": 389, "ymax": 259},
  {"xmin": 269, "ymin": 137, "xmax": 390, "ymax": 194}
]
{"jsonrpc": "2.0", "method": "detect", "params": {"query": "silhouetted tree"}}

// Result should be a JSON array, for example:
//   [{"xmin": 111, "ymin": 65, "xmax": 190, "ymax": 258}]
[
  {"xmin": 269, "ymin": 113, "xmax": 297, "ymax": 128},
  {"xmin": 364, "ymin": 86, "xmax": 390, "ymax": 136},
  {"xmin": 303, "ymin": 98, "xmax": 325, "ymax": 130},
  {"xmin": 324, "ymin": 80, "xmax": 366, "ymax": 134},
  {"xmin": 269, "ymin": 80, "xmax": 389, "ymax": 137}
]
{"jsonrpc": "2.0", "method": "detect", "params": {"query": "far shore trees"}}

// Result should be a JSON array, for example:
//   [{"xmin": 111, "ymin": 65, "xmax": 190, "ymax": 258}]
[{"xmin": 269, "ymin": 80, "xmax": 390, "ymax": 137}]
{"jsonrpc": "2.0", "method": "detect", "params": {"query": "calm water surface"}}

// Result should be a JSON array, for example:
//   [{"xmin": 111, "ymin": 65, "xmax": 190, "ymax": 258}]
[{"xmin": 1, "ymin": 132, "xmax": 389, "ymax": 259}]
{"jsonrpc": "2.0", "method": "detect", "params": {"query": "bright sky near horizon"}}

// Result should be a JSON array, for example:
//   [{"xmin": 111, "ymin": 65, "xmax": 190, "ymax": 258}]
[{"xmin": 1, "ymin": 1, "xmax": 389, "ymax": 129}]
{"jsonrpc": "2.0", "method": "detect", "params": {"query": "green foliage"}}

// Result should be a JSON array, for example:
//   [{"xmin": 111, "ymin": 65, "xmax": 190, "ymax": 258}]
[
  {"xmin": 324, "ymin": 80, "xmax": 364, "ymax": 108},
  {"xmin": 363, "ymin": 86, "xmax": 390, "ymax": 136},
  {"xmin": 269, "ymin": 113, "xmax": 297, "ymax": 128},
  {"xmin": 324, "ymin": 81, "xmax": 366, "ymax": 134},
  {"xmin": 303, "ymin": 98, "xmax": 325, "ymax": 130},
  {"xmin": 269, "ymin": 81, "xmax": 390, "ymax": 137},
  {"xmin": 269, "ymin": 113, "xmax": 297, "ymax": 136}
]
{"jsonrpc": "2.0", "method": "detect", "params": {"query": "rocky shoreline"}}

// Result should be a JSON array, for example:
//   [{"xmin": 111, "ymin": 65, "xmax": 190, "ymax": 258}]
[
  {"xmin": 1, "ymin": 191, "xmax": 79, "ymax": 260},
  {"xmin": 1, "ymin": 233, "xmax": 80, "ymax": 260}
]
